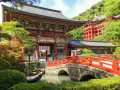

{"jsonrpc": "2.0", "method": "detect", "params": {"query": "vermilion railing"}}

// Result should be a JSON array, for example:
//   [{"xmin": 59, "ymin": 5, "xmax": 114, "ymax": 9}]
[{"xmin": 47, "ymin": 54, "xmax": 120, "ymax": 75}]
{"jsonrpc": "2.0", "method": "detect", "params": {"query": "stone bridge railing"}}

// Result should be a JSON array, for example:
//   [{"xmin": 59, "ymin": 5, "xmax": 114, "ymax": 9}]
[{"xmin": 47, "ymin": 54, "xmax": 120, "ymax": 75}]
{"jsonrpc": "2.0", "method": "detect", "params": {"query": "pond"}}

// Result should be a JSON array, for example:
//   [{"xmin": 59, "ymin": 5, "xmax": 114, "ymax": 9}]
[{"xmin": 39, "ymin": 74, "xmax": 73, "ymax": 84}]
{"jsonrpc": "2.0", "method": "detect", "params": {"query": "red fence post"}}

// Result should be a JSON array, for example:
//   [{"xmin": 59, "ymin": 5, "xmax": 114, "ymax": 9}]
[
  {"xmin": 112, "ymin": 59, "xmax": 119, "ymax": 74},
  {"xmin": 54, "ymin": 59, "xmax": 56, "ymax": 66},
  {"xmin": 105, "ymin": 53, "xmax": 109, "ymax": 59},
  {"xmin": 47, "ymin": 60, "xmax": 50, "ymax": 66},
  {"xmin": 73, "ymin": 54, "xmax": 76, "ymax": 63},
  {"xmin": 89, "ymin": 56, "xmax": 93, "ymax": 66}
]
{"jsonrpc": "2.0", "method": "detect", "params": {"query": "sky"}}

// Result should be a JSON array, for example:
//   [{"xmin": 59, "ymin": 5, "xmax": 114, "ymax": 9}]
[
  {"xmin": 1, "ymin": 0, "xmax": 102, "ymax": 19},
  {"xmin": 38, "ymin": 0, "xmax": 102, "ymax": 18}
]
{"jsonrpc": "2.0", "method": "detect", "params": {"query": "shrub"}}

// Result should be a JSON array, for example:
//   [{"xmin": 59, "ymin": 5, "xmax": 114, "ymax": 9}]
[
  {"xmin": 0, "ymin": 70, "xmax": 26, "ymax": 90},
  {"xmin": 0, "ymin": 57, "xmax": 11, "ymax": 71},
  {"xmin": 26, "ymin": 62, "xmax": 41, "ymax": 75},
  {"xmin": 54, "ymin": 76, "xmax": 120, "ymax": 90},
  {"xmin": 9, "ymin": 76, "xmax": 120, "ymax": 90},
  {"xmin": 9, "ymin": 82, "xmax": 53, "ymax": 90},
  {"xmin": 82, "ymin": 48, "xmax": 96, "ymax": 56}
]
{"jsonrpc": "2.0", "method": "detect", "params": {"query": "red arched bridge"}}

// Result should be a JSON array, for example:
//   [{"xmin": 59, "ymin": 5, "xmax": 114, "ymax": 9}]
[{"xmin": 46, "ymin": 54, "xmax": 120, "ymax": 81}]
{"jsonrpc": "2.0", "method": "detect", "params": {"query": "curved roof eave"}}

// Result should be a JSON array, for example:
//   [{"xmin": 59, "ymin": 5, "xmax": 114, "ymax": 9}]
[{"xmin": 2, "ymin": 5, "xmax": 86, "ymax": 24}]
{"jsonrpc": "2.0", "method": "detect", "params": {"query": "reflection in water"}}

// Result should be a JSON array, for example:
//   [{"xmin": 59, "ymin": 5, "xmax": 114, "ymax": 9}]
[{"xmin": 40, "ymin": 74, "xmax": 73, "ymax": 84}]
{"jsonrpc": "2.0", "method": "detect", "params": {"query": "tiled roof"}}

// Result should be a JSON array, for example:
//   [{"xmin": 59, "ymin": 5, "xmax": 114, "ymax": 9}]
[
  {"xmin": 69, "ymin": 40, "xmax": 116, "ymax": 47},
  {"xmin": 2, "ymin": 5, "xmax": 86, "ymax": 23}
]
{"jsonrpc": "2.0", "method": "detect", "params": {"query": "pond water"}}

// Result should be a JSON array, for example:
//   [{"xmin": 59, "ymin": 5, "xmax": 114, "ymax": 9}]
[{"xmin": 39, "ymin": 74, "xmax": 73, "ymax": 84}]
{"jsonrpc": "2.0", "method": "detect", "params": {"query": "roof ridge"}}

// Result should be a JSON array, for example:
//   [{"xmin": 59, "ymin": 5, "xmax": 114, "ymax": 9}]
[
  {"xmin": 71, "ymin": 40, "xmax": 109, "ymax": 43},
  {"xmin": 26, "ymin": 4, "xmax": 61, "ymax": 13}
]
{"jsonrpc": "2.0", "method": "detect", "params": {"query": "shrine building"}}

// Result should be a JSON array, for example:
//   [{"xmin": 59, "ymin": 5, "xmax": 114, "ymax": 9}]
[
  {"xmin": 83, "ymin": 15, "xmax": 120, "ymax": 40},
  {"xmin": 0, "ymin": 4, "xmax": 86, "ymax": 62}
]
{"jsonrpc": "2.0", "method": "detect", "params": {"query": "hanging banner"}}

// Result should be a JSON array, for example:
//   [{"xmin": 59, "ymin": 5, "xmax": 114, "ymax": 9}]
[{"xmin": 35, "ymin": 50, "xmax": 38, "ymax": 61}]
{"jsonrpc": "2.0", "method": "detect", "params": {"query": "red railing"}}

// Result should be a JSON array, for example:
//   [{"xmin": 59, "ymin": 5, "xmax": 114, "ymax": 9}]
[{"xmin": 47, "ymin": 54, "xmax": 120, "ymax": 75}]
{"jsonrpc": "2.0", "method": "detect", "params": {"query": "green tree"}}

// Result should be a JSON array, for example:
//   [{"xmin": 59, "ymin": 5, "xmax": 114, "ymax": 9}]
[
  {"xmin": 0, "ymin": 21, "xmax": 34, "ymax": 58},
  {"xmin": 66, "ymin": 27, "xmax": 83, "ymax": 40},
  {"xmin": 105, "ymin": 0, "xmax": 120, "ymax": 19},
  {"xmin": 0, "ymin": 21, "xmax": 33, "ymax": 49},
  {"xmin": 94, "ymin": 21, "xmax": 120, "ymax": 44},
  {"xmin": 94, "ymin": 20, "xmax": 120, "ymax": 54},
  {"xmin": 0, "ymin": 0, "xmax": 41, "ymax": 7},
  {"xmin": 72, "ymin": 0, "xmax": 105, "ymax": 20},
  {"xmin": 0, "ymin": 21, "xmax": 33, "ymax": 73},
  {"xmin": 81, "ymin": 48, "xmax": 96, "ymax": 56}
]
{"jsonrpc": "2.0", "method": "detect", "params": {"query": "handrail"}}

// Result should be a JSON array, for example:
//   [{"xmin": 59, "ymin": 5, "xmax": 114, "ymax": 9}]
[{"xmin": 47, "ymin": 54, "xmax": 120, "ymax": 75}]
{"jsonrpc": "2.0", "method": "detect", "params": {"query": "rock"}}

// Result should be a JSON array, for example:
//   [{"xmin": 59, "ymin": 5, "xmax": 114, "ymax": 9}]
[{"xmin": 27, "ymin": 72, "xmax": 42, "ymax": 83}]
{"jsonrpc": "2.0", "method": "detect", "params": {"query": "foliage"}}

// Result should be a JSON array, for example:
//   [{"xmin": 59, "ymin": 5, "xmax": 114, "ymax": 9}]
[
  {"xmin": 0, "ymin": 70, "xmax": 26, "ymax": 90},
  {"xmin": 9, "ymin": 82, "xmax": 53, "ymax": 90},
  {"xmin": 0, "ymin": 57, "xmax": 11, "ymax": 71},
  {"xmin": 0, "ymin": 21, "xmax": 34, "ymax": 50},
  {"xmin": 0, "ymin": 0, "xmax": 41, "ymax": 7},
  {"xmin": 113, "ymin": 47, "xmax": 120, "ymax": 54},
  {"xmin": 104, "ymin": 0, "xmax": 120, "ymax": 19},
  {"xmin": 54, "ymin": 76, "xmax": 120, "ymax": 90},
  {"xmin": 0, "ymin": 33, "xmax": 12, "ymax": 41},
  {"xmin": 81, "ymin": 48, "xmax": 96, "ymax": 56},
  {"xmin": 1, "ymin": 21, "xmax": 29, "ymax": 42},
  {"xmin": 0, "ymin": 44, "xmax": 27, "ymax": 74},
  {"xmin": 72, "ymin": 0, "xmax": 105, "ymax": 20},
  {"xmin": 66, "ymin": 27, "xmax": 83, "ymax": 40},
  {"xmin": 94, "ymin": 21, "xmax": 120, "ymax": 45},
  {"xmin": 9, "ymin": 76, "xmax": 120, "ymax": 90},
  {"xmin": 0, "ymin": 21, "xmax": 34, "ymax": 73},
  {"xmin": 26, "ymin": 62, "xmax": 41, "ymax": 75},
  {"xmin": 72, "ymin": 0, "xmax": 120, "ymax": 20}
]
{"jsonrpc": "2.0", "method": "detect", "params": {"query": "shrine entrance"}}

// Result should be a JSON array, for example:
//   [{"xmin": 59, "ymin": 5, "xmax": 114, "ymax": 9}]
[{"xmin": 39, "ymin": 46, "xmax": 51, "ymax": 62}]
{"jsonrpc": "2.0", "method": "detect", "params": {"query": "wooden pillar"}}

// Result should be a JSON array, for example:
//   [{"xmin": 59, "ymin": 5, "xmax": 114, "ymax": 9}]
[
  {"xmin": 55, "ymin": 43, "xmax": 57, "ymax": 59},
  {"xmin": 4, "ymin": 11, "xmax": 7, "ymax": 22},
  {"xmin": 66, "ymin": 45, "xmax": 68, "ymax": 56},
  {"xmin": 91, "ymin": 29, "xmax": 92, "ymax": 40},
  {"xmin": 37, "ymin": 44, "xmax": 39, "ymax": 61},
  {"xmin": 46, "ymin": 50, "xmax": 47, "ymax": 61},
  {"xmin": 50, "ymin": 45, "xmax": 52, "ymax": 56}
]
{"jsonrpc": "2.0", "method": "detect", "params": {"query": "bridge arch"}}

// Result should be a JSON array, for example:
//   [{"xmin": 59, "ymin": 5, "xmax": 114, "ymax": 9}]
[
  {"xmin": 80, "ymin": 74, "xmax": 96, "ymax": 81},
  {"xmin": 58, "ymin": 70, "xmax": 69, "ymax": 75}
]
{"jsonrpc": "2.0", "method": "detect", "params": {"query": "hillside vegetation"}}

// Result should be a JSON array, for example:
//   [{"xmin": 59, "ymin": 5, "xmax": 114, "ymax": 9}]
[{"xmin": 72, "ymin": 0, "xmax": 105, "ymax": 20}]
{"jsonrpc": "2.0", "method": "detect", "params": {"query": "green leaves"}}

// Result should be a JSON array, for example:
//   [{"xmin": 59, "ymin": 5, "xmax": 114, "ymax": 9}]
[
  {"xmin": 1, "ymin": 0, "xmax": 41, "ymax": 8},
  {"xmin": 66, "ymin": 27, "xmax": 83, "ymax": 40},
  {"xmin": 72, "ymin": 0, "xmax": 105, "ymax": 20},
  {"xmin": 0, "ymin": 21, "xmax": 29, "ymax": 41},
  {"xmin": 105, "ymin": 0, "xmax": 120, "ymax": 19},
  {"xmin": 94, "ymin": 21, "xmax": 120, "ymax": 45}
]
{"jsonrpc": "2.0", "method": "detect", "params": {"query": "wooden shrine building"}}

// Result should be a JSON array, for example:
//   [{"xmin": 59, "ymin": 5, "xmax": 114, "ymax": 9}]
[
  {"xmin": 0, "ymin": 4, "xmax": 86, "ymax": 62},
  {"xmin": 68, "ymin": 40, "xmax": 116, "ymax": 56},
  {"xmin": 83, "ymin": 15, "xmax": 120, "ymax": 40}
]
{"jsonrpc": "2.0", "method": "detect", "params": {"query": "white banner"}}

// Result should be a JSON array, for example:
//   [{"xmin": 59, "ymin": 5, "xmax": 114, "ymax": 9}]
[
  {"xmin": 39, "ymin": 46, "xmax": 50, "ymax": 51},
  {"xmin": 35, "ymin": 50, "xmax": 38, "ymax": 61}
]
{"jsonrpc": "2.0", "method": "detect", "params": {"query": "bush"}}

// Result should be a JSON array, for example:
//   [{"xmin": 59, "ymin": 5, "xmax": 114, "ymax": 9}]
[
  {"xmin": 54, "ymin": 76, "xmax": 120, "ymax": 90},
  {"xmin": 0, "ymin": 70, "xmax": 26, "ymax": 90},
  {"xmin": 82, "ymin": 48, "xmax": 96, "ymax": 56},
  {"xmin": 26, "ymin": 62, "xmax": 41, "ymax": 75},
  {"xmin": 0, "ymin": 57, "xmax": 11, "ymax": 71},
  {"xmin": 10, "ymin": 76, "xmax": 120, "ymax": 90},
  {"xmin": 9, "ymin": 82, "xmax": 53, "ymax": 90}
]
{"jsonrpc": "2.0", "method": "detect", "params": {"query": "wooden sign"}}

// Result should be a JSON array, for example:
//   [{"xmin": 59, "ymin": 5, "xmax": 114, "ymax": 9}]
[
  {"xmin": 57, "ymin": 38, "xmax": 65, "ymax": 43},
  {"xmin": 39, "ymin": 37, "xmax": 55, "ymax": 42},
  {"xmin": 29, "ymin": 36, "xmax": 37, "ymax": 42}
]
